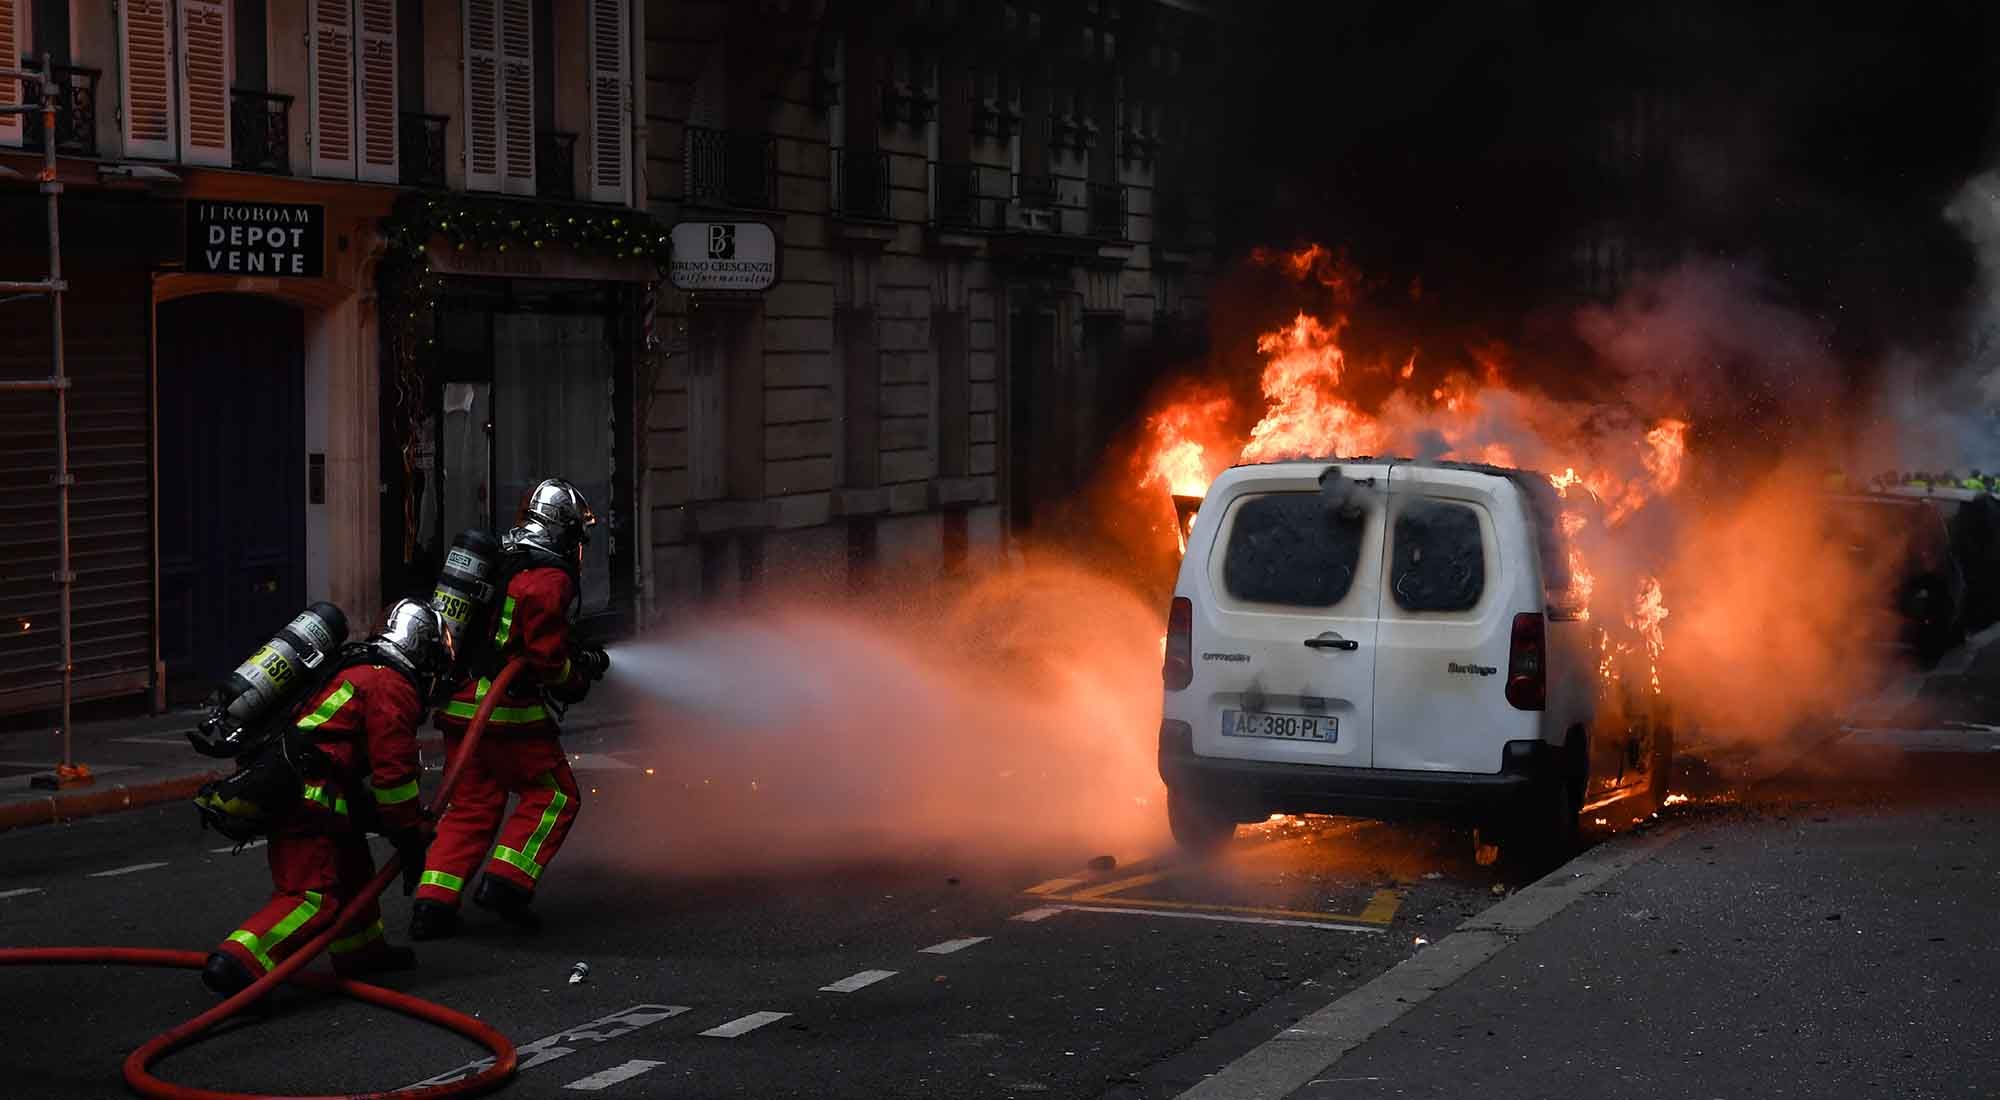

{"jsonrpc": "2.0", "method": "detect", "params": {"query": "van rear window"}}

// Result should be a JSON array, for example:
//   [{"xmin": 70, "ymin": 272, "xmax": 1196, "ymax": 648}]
[
  {"xmin": 1222, "ymin": 493, "xmax": 1367, "ymax": 607},
  {"xmin": 1391, "ymin": 499, "xmax": 1485, "ymax": 612}
]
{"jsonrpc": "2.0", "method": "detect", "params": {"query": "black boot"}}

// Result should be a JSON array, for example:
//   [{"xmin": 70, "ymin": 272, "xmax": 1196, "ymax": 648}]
[
  {"xmin": 409, "ymin": 900, "xmax": 461, "ymax": 942},
  {"xmin": 201, "ymin": 951, "xmax": 256, "ymax": 997},
  {"xmin": 473, "ymin": 875, "xmax": 543, "ymax": 932}
]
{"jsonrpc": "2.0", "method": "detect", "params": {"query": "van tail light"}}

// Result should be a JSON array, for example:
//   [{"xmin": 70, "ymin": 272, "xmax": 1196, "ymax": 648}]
[
  {"xmin": 1164, "ymin": 597, "xmax": 1194, "ymax": 691},
  {"xmin": 1505, "ymin": 611, "xmax": 1546, "ymax": 711}
]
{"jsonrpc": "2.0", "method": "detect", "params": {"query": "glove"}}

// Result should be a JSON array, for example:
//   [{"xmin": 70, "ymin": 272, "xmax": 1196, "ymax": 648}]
[
  {"xmin": 572, "ymin": 645, "xmax": 610, "ymax": 682},
  {"xmin": 389, "ymin": 827, "xmax": 432, "ymax": 896}
]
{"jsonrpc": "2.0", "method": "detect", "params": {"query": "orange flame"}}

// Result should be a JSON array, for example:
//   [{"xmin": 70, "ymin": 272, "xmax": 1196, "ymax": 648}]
[{"xmin": 1239, "ymin": 313, "xmax": 1387, "ymax": 462}]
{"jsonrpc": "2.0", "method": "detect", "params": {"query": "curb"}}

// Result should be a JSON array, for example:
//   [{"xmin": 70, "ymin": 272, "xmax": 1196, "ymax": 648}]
[{"xmin": 0, "ymin": 770, "xmax": 225, "ymax": 834}]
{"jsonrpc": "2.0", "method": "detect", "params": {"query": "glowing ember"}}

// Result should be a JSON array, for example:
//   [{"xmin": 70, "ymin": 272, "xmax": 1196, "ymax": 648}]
[{"xmin": 1663, "ymin": 793, "xmax": 1691, "ymax": 806}]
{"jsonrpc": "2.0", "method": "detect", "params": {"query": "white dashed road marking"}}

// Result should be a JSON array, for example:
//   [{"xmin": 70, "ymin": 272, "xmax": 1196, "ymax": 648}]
[
  {"xmin": 0, "ymin": 887, "xmax": 43, "ymax": 900},
  {"xmin": 89, "ymin": 862, "xmax": 169, "ymax": 878},
  {"xmin": 820, "ymin": 969, "xmax": 898, "ymax": 993},
  {"xmin": 700, "ymin": 1011, "xmax": 790, "ymax": 1038},
  {"xmin": 406, "ymin": 1004, "xmax": 691, "ymax": 1088},
  {"xmin": 562, "ymin": 1059, "xmax": 666, "ymax": 1091},
  {"xmin": 919, "ymin": 936, "xmax": 989, "ymax": 955},
  {"xmin": 1010, "ymin": 907, "xmax": 1064, "ymax": 922},
  {"xmin": 211, "ymin": 839, "xmax": 268, "ymax": 854}
]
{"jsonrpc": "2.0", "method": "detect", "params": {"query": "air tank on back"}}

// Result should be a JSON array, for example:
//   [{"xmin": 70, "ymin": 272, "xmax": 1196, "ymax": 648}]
[
  {"xmin": 430, "ymin": 528, "xmax": 500, "ymax": 648},
  {"xmin": 188, "ymin": 602, "xmax": 349, "ymax": 757}
]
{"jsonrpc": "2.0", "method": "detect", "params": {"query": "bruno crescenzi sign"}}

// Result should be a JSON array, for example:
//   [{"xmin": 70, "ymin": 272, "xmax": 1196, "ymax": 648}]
[
  {"xmin": 668, "ymin": 221, "xmax": 778, "ymax": 291},
  {"xmin": 187, "ymin": 200, "xmax": 325, "ymax": 277}
]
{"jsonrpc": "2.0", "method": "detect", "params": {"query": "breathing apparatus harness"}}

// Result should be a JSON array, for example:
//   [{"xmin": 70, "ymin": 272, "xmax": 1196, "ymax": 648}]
[{"xmin": 191, "ymin": 637, "xmax": 436, "ymax": 846}]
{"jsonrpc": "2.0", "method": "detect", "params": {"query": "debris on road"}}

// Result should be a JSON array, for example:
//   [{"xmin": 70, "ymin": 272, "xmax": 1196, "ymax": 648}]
[
  {"xmin": 568, "ymin": 962, "xmax": 590, "ymax": 985},
  {"xmin": 1088, "ymin": 855, "xmax": 1117, "ymax": 872}
]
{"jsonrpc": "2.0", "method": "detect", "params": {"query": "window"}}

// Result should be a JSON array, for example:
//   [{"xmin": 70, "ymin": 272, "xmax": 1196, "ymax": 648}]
[
  {"xmin": 233, "ymin": 0, "xmax": 265, "ymax": 90},
  {"xmin": 1390, "ymin": 499, "xmax": 1485, "ymax": 612},
  {"xmin": 1223, "ymin": 493, "xmax": 1368, "ymax": 607},
  {"xmin": 33, "ymin": 0, "xmax": 69, "ymax": 64}
]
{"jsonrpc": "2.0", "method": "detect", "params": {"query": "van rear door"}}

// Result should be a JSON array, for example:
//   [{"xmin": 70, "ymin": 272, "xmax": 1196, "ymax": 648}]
[
  {"xmin": 1370, "ymin": 465, "xmax": 1532, "ymax": 774},
  {"xmin": 1186, "ymin": 464, "xmax": 1389, "ymax": 769}
]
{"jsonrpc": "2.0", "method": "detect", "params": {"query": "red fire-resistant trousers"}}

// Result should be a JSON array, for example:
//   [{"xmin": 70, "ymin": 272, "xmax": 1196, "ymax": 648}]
[
  {"xmin": 216, "ymin": 811, "xmax": 400, "ymax": 977},
  {"xmin": 412, "ymin": 732, "xmax": 581, "ymax": 907}
]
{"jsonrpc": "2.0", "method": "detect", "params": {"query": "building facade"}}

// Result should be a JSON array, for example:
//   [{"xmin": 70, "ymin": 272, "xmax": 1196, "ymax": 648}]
[
  {"xmin": 638, "ymin": 0, "xmax": 1219, "ymax": 610},
  {"xmin": 0, "ymin": 0, "xmax": 1218, "ymax": 716},
  {"xmin": 0, "ymin": 0, "xmax": 649, "ymax": 712}
]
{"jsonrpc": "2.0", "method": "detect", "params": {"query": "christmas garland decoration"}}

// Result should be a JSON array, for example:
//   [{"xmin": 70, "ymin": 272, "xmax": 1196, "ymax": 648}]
[{"xmin": 375, "ymin": 192, "xmax": 673, "ymax": 565}]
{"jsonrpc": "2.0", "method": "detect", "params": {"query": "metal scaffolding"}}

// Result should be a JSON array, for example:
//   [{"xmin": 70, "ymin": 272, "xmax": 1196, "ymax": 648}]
[{"xmin": 1, "ymin": 56, "xmax": 84, "ymax": 786}]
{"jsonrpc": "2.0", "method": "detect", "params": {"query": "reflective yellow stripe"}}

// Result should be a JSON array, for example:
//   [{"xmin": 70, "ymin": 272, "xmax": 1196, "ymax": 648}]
[
  {"xmin": 441, "ymin": 676, "xmax": 549, "ymax": 724},
  {"xmin": 296, "ymin": 681, "xmax": 356, "ymax": 730},
  {"xmin": 518, "ymin": 772, "xmax": 568, "ymax": 864},
  {"xmin": 372, "ymin": 778, "xmax": 420, "ymax": 805},
  {"xmin": 419, "ymin": 869, "xmax": 465, "ymax": 894},
  {"xmin": 491, "ymin": 772, "xmax": 569, "ymax": 882},
  {"xmin": 491, "ymin": 845, "xmax": 544, "ymax": 881},
  {"xmin": 301, "ymin": 783, "xmax": 349, "ymax": 815},
  {"xmin": 328, "ymin": 919, "xmax": 385, "ymax": 955},
  {"xmin": 230, "ymin": 890, "xmax": 324, "ymax": 971},
  {"xmin": 493, "ymin": 596, "xmax": 517, "ymax": 647}
]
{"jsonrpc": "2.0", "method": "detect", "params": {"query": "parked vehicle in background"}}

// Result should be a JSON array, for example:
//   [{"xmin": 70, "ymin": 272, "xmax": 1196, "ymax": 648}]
[
  {"xmin": 1824, "ymin": 493, "xmax": 1967, "ymax": 663},
  {"xmin": 1158, "ymin": 459, "xmax": 1671, "ymax": 864}
]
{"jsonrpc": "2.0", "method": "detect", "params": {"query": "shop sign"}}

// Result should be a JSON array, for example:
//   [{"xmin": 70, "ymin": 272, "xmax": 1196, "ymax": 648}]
[
  {"xmin": 668, "ymin": 221, "xmax": 778, "ymax": 291},
  {"xmin": 187, "ymin": 200, "xmax": 325, "ymax": 277}
]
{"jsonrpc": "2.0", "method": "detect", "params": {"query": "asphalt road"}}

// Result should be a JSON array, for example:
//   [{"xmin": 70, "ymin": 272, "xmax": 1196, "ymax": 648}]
[
  {"xmin": 0, "ymin": 745, "xmax": 1548, "ymax": 1100},
  {"xmin": 1, "ymin": 639, "xmax": 1992, "ymax": 1099}
]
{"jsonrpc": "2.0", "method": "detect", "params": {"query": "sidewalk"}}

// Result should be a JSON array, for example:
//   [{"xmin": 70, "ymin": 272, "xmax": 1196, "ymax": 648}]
[{"xmin": 0, "ymin": 699, "xmax": 639, "ymax": 833}]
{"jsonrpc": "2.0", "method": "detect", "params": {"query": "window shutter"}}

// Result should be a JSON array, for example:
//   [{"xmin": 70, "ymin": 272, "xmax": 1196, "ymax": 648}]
[
  {"xmin": 586, "ymin": 0, "xmax": 630, "ymax": 205},
  {"xmin": 462, "ymin": 0, "xmax": 501, "ymax": 191},
  {"xmin": 497, "ymin": 0, "xmax": 534, "ymax": 196},
  {"xmin": 0, "ymin": 0, "xmax": 20, "ymax": 148},
  {"xmin": 355, "ymin": 0, "xmax": 399, "ymax": 182},
  {"xmin": 176, "ymin": 0, "xmax": 232, "ymax": 166},
  {"xmin": 309, "ymin": 0, "xmax": 356, "ymax": 177},
  {"xmin": 119, "ymin": 0, "xmax": 177, "ymax": 159}
]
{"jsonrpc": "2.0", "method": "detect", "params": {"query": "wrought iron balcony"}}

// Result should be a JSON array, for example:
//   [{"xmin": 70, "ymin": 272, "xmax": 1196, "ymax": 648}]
[
  {"xmin": 1087, "ymin": 181, "xmax": 1127, "ymax": 240},
  {"xmin": 20, "ymin": 64, "xmax": 100, "ymax": 157},
  {"xmin": 399, "ymin": 112, "xmax": 448, "ymax": 188},
  {"xmin": 537, "ymin": 130, "xmax": 577, "ymax": 200},
  {"xmin": 229, "ymin": 90, "xmax": 292, "ymax": 174},
  {"xmin": 831, "ymin": 146, "xmax": 890, "ymax": 220},
  {"xmin": 931, "ymin": 161, "xmax": 990, "ymax": 230},
  {"xmin": 684, "ymin": 126, "xmax": 777, "ymax": 210}
]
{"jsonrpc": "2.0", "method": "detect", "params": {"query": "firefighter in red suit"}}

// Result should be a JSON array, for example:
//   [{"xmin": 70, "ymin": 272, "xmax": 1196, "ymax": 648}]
[
  {"xmin": 201, "ymin": 601, "xmax": 453, "ymax": 996},
  {"xmin": 411, "ymin": 478, "xmax": 608, "ymax": 938}
]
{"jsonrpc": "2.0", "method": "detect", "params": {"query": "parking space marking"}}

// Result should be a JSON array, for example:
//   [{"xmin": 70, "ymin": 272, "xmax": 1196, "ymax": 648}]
[
  {"xmin": 1051, "ymin": 903, "xmax": 1383, "ymax": 933},
  {"xmin": 0, "ymin": 887, "xmax": 43, "ymax": 900},
  {"xmin": 1069, "ymin": 870, "xmax": 1171, "ymax": 899},
  {"xmin": 89, "ymin": 862, "xmax": 168, "ymax": 878},
  {"xmin": 821, "ymin": 969, "xmax": 898, "ymax": 993},
  {"xmin": 1355, "ymin": 889, "xmax": 1404, "ymax": 925},
  {"xmin": 1010, "ymin": 907, "xmax": 1064, "ymax": 922},
  {"xmin": 700, "ymin": 1011, "xmax": 791, "ymax": 1038},
  {"xmin": 919, "ymin": 936, "xmax": 990, "ymax": 955},
  {"xmin": 562, "ymin": 1060, "xmax": 666, "ymax": 1091},
  {"xmin": 406, "ymin": 1004, "xmax": 691, "ymax": 1088}
]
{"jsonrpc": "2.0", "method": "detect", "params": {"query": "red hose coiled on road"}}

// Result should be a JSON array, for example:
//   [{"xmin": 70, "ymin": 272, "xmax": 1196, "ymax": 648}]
[{"xmin": 0, "ymin": 658, "xmax": 529, "ymax": 1100}]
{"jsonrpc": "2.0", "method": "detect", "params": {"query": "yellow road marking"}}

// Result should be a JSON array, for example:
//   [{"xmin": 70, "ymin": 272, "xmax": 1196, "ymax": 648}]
[
  {"xmin": 1041, "ymin": 893, "xmax": 1388, "ymax": 925},
  {"xmin": 1355, "ymin": 888, "xmax": 1404, "ymax": 925},
  {"xmin": 1024, "ymin": 876, "xmax": 1086, "ymax": 896},
  {"xmin": 1069, "ymin": 870, "xmax": 1172, "ymax": 900}
]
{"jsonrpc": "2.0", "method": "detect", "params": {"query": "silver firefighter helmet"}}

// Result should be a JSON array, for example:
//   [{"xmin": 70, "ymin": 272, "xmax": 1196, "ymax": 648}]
[
  {"xmin": 507, "ymin": 477, "xmax": 598, "ymax": 569},
  {"xmin": 372, "ymin": 599, "xmax": 457, "ymax": 698}
]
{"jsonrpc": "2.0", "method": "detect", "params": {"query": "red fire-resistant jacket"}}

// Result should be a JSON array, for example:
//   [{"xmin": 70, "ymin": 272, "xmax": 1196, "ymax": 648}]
[
  {"xmin": 290, "ymin": 662, "xmax": 426, "ymax": 832},
  {"xmin": 436, "ymin": 565, "xmax": 588, "ymax": 737}
]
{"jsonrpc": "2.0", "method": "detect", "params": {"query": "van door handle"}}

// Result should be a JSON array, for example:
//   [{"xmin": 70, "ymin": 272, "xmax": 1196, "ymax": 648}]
[{"xmin": 1304, "ymin": 635, "xmax": 1358, "ymax": 651}]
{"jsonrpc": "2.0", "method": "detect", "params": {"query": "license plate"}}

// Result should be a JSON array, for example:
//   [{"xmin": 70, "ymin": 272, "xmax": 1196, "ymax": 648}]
[{"xmin": 1220, "ymin": 710, "xmax": 1337, "ymax": 743}]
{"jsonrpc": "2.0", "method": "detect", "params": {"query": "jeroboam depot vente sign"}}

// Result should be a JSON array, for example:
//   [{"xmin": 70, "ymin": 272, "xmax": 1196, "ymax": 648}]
[{"xmin": 187, "ymin": 201, "xmax": 326, "ymax": 277}]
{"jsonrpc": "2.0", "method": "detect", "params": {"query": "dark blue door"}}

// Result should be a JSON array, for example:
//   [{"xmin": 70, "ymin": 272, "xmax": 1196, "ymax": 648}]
[{"xmin": 157, "ymin": 294, "xmax": 306, "ymax": 693}]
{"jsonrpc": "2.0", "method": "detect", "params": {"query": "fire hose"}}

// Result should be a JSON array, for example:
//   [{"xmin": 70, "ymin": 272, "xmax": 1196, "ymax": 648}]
[{"xmin": 0, "ymin": 658, "xmax": 531, "ymax": 1100}]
